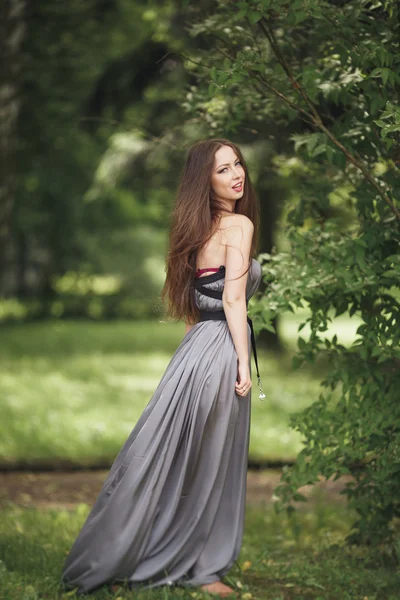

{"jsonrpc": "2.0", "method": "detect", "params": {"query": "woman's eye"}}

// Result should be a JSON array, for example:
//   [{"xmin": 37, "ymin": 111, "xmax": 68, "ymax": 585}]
[{"xmin": 218, "ymin": 161, "xmax": 242, "ymax": 173}]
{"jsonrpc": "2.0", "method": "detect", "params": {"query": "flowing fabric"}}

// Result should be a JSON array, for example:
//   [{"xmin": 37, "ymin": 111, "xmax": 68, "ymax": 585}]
[{"xmin": 60, "ymin": 258, "xmax": 262, "ymax": 594}]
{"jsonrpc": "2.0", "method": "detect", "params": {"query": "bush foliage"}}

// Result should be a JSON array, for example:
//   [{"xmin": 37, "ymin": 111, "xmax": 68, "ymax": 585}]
[{"xmin": 184, "ymin": 0, "xmax": 400, "ymax": 546}]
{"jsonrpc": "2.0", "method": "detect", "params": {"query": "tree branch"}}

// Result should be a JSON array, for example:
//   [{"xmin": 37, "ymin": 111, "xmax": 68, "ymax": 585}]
[{"xmin": 255, "ymin": 17, "xmax": 400, "ymax": 219}]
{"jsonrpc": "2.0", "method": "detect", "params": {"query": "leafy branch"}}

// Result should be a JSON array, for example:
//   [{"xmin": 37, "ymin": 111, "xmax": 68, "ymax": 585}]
[{"xmin": 255, "ymin": 16, "xmax": 400, "ymax": 219}]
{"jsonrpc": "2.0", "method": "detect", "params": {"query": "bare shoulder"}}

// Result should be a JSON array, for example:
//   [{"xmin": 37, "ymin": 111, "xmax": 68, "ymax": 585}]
[{"xmin": 221, "ymin": 214, "xmax": 254, "ymax": 242}]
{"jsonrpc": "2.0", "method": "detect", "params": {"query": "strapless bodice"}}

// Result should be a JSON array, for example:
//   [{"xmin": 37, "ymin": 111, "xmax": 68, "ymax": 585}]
[{"xmin": 194, "ymin": 258, "xmax": 262, "ymax": 313}]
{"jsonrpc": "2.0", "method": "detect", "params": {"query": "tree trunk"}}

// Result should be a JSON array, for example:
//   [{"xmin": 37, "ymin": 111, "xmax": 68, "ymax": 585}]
[
  {"xmin": 0, "ymin": 0, "xmax": 26, "ymax": 284},
  {"xmin": 258, "ymin": 173, "xmax": 286, "ymax": 353}
]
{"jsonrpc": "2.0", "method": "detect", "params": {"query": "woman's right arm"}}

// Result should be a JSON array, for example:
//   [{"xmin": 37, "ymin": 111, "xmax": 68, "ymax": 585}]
[{"xmin": 221, "ymin": 214, "xmax": 254, "ymax": 397}]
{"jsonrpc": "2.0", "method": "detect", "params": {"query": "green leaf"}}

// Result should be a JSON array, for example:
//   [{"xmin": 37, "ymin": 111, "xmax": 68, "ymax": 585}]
[
  {"xmin": 298, "ymin": 337, "xmax": 307, "ymax": 350},
  {"xmin": 248, "ymin": 10, "xmax": 262, "ymax": 24},
  {"xmin": 292, "ymin": 356, "xmax": 303, "ymax": 370},
  {"xmin": 210, "ymin": 66, "xmax": 218, "ymax": 82},
  {"xmin": 292, "ymin": 492, "xmax": 308, "ymax": 501}
]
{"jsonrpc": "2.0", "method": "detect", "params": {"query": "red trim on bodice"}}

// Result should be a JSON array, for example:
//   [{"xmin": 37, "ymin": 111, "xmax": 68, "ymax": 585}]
[{"xmin": 195, "ymin": 267, "xmax": 220, "ymax": 277}]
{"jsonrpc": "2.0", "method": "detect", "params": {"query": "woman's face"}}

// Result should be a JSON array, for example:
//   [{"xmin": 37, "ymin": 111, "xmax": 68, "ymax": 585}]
[{"xmin": 210, "ymin": 145, "xmax": 245, "ymax": 208}]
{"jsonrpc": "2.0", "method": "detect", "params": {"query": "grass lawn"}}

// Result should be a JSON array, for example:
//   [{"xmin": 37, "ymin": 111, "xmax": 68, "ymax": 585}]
[
  {"xmin": 0, "ymin": 499, "xmax": 398, "ymax": 600},
  {"xmin": 0, "ymin": 308, "xmax": 363, "ymax": 466},
  {"xmin": 0, "ymin": 318, "xmax": 336, "ymax": 466}
]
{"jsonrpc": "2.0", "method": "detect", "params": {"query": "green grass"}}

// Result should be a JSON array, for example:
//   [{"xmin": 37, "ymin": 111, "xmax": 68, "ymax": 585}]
[
  {"xmin": 0, "ymin": 500, "xmax": 398, "ymax": 599},
  {"xmin": 1, "ymin": 311, "xmax": 363, "ymax": 466},
  {"xmin": 0, "ymin": 319, "xmax": 331, "ymax": 465}
]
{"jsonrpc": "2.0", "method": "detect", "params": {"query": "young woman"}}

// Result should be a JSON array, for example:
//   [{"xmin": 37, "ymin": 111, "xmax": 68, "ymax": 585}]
[{"xmin": 61, "ymin": 138, "xmax": 264, "ymax": 598}]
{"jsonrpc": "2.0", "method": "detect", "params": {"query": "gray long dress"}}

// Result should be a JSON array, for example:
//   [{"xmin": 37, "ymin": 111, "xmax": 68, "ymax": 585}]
[{"xmin": 61, "ymin": 258, "xmax": 262, "ymax": 595}]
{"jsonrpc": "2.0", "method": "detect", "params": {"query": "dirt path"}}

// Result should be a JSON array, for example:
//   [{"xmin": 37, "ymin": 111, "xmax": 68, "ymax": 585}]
[{"xmin": 0, "ymin": 469, "xmax": 352, "ymax": 510}]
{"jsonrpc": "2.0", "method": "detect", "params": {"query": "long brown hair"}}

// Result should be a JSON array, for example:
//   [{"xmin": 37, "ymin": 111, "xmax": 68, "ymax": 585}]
[{"xmin": 160, "ymin": 138, "xmax": 261, "ymax": 325}]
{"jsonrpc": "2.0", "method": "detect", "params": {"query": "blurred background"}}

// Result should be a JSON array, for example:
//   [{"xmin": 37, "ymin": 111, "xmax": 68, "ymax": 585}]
[
  {"xmin": 2, "ymin": 2, "xmax": 400, "ymax": 598},
  {"xmin": 0, "ymin": 0, "xmax": 363, "ymax": 469}
]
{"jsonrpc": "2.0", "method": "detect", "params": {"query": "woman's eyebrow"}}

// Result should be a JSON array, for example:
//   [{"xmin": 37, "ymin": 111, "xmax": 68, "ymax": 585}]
[{"xmin": 216, "ymin": 157, "xmax": 239, "ymax": 170}]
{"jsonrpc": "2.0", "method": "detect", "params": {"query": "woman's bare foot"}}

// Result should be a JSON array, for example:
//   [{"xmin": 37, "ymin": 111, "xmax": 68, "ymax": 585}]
[{"xmin": 200, "ymin": 580, "xmax": 237, "ymax": 597}]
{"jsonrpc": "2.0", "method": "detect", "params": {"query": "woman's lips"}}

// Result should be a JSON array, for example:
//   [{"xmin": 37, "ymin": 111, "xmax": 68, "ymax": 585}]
[{"xmin": 232, "ymin": 182, "xmax": 243, "ymax": 191}]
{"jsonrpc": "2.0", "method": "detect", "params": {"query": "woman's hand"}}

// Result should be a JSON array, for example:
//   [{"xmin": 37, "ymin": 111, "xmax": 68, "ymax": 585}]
[{"xmin": 235, "ymin": 360, "xmax": 252, "ymax": 397}]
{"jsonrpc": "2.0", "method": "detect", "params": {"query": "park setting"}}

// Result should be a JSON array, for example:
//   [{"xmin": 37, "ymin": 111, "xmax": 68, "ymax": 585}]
[{"xmin": 1, "ymin": 0, "xmax": 399, "ymax": 598}]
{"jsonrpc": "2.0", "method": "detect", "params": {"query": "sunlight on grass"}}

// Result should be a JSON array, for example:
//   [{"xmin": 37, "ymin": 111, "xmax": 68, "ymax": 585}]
[
  {"xmin": 279, "ymin": 309, "xmax": 362, "ymax": 350},
  {"xmin": 0, "ymin": 319, "xmax": 340, "ymax": 464}
]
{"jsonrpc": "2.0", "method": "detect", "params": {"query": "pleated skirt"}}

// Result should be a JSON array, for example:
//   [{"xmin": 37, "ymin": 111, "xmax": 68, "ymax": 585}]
[{"xmin": 61, "ymin": 320, "xmax": 252, "ymax": 594}]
